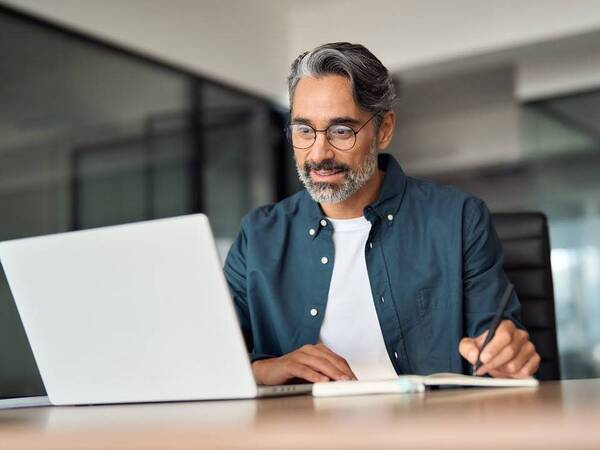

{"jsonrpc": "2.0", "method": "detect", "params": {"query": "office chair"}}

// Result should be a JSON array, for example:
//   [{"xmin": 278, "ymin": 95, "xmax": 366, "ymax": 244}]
[{"xmin": 491, "ymin": 212, "xmax": 561, "ymax": 381}]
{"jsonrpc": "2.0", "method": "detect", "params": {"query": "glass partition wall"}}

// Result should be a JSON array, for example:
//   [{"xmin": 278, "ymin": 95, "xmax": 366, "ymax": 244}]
[{"xmin": 0, "ymin": 6, "xmax": 293, "ymax": 399}]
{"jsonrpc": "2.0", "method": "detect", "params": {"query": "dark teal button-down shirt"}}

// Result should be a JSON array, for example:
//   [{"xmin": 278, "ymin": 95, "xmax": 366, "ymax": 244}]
[{"xmin": 224, "ymin": 153, "xmax": 522, "ymax": 375}]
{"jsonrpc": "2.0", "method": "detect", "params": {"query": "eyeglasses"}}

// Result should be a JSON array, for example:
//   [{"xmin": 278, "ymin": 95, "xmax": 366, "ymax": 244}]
[{"xmin": 286, "ymin": 112, "xmax": 380, "ymax": 152}]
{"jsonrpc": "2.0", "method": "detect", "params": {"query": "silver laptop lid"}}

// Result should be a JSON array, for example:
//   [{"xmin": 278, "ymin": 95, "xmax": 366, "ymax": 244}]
[{"xmin": 0, "ymin": 214, "xmax": 257, "ymax": 405}]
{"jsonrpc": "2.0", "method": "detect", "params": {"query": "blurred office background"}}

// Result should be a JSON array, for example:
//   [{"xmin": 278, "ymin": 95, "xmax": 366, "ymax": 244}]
[{"xmin": 1, "ymin": 0, "xmax": 599, "ymax": 393}]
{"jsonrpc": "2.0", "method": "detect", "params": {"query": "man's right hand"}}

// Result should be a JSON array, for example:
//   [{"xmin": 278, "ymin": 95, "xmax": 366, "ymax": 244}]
[{"xmin": 251, "ymin": 344, "xmax": 357, "ymax": 385}]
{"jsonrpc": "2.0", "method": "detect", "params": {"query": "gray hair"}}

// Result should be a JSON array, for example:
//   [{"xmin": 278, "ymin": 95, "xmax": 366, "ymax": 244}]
[{"xmin": 288, "ymin": 42, "xmax": 397, "ymax": 129}]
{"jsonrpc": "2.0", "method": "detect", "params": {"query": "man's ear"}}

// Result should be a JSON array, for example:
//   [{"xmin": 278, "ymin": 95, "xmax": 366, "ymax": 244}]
[{"xmin": 377, "ymin": 111, "xmax": 396, "ymax": 150}]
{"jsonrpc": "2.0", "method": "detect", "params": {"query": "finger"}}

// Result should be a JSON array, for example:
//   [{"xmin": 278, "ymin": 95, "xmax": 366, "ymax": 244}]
[
  {"xmin": 516, "ymin": 353, "xmax": 541, "ymax": 378},
  {"xmin": 497, "ymin": 340, "xmax": 536, "ymax": 375},
  {"xmin": 478, "ymin": 320, "xmax": 515, "ymax": 365},
  {"xmin": 310, "ymin": 348, "xmax": 355, "ymax": 380},
  {"xmin": 295, "ymin": 352, "xmax": 350, "ymax": 381},
  {"xmin": 479, "ymin": 360, "xmax": 512, "ymax": 378},
  {"xmin": 459, "ymin": 331, "xmax": 491, "ymax": 364},
  {"xmin": 487, "ymin": 367, "xmax": 511, "ymax": 378},
  {"xmin": 305, "ymin": 345, "xmax": 356, "ymax": 380},
  {"xmin": 314, "ymin": 344, "xmax": 354, "ymax": 370},
  {"xmin": 286, "ymin": 362, "xmax": 330, "ymax": 383},
  {"xmin": 458, "ymin": 337, "xmax": 480, "ymax": 364},
  {"xmin": 316, "ymin": 343, "xmax": 345, "ymax": 359},
  {"xmin": 318, "ymin": 346, "xmax": 357, "ymax": 380},
  {"xmin": 476, "ymin": 330, "xmax": 529, "ymax": 375},
  {"xmin": 488, "ymin": 350, "xmax": 540, "ymax": 379},
  {"xmin": 474, "ymin": 330, "xmax": 489, "ymax": 348}
]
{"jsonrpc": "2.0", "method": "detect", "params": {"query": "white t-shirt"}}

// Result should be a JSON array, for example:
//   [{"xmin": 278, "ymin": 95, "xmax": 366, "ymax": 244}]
[{"xmin": 318, "ymin": 216, "xmax": 398, "ymax": 380}]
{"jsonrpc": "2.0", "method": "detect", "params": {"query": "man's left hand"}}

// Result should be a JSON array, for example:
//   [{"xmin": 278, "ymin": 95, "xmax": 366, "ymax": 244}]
[{"xmin": 459, "ymin": 320, "xmax": 541, "ymax": 378}]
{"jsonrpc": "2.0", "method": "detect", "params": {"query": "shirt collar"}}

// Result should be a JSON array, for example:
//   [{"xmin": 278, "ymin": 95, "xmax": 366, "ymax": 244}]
[
  {"xmin": 300, "ymin": 153, "xmax": 408, "ymax": 238},
  {"xmin": 367, "ymin": 153, "xmax": 408, "ymax": 226}
]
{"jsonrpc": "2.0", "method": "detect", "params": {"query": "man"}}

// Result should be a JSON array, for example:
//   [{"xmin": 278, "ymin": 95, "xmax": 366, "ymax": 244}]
[{"xmin": 224, "ymin": 42, "xmax": 540, "ymax": 385}]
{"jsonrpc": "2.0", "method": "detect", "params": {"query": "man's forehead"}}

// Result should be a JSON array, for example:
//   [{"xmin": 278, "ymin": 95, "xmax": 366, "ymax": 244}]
[{"xmin": 291, "ymin": 75, "xmax": 362, "ymax": 119}]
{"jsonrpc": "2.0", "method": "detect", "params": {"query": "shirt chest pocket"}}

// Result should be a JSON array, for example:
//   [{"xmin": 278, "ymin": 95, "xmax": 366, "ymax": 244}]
[
  {"xmin": 415, "ymin": 287, "xmax": 451, "ymax": 361},
  {"xmin": 418, "ymin": 287, "xmax": 446, "ymax": 312}
]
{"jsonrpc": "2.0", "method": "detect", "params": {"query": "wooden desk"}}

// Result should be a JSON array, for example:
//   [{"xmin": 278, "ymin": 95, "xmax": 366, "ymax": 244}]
[{"xmin": 1, "ymin": 379, "xmax": 599, "ymax": 449}]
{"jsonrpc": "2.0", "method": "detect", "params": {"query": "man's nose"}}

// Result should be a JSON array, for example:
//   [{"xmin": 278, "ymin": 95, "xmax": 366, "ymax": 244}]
[{"xmin": 309, "ymin": 131, "xmax": 335, "ymax": 162}]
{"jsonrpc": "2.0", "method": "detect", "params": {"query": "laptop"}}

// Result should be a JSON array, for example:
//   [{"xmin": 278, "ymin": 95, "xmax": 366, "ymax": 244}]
[
  {"xmin": 0, "ymin": 214, "xmax": 311, "ymax": 406},
  {"xmin": 0, "ymin": 264, "xmax": 50, "ymax": 409}
]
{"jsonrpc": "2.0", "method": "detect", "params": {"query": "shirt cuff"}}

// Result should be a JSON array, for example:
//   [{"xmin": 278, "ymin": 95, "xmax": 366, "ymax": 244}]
[{"xmin": 249, "ymin": 352, "xmax": 276, "ymax": 363}]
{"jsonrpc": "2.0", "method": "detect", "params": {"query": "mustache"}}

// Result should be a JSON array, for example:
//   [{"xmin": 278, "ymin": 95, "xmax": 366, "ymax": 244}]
[{"xmin": 303, "ymin": 159, "xmax": 350, "ymax": 172}]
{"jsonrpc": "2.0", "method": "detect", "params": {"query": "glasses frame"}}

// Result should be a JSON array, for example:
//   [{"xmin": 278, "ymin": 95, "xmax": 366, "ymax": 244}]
[{"xmin": 286, "ymin": 112, "xmax": 381, "ymax": 152}]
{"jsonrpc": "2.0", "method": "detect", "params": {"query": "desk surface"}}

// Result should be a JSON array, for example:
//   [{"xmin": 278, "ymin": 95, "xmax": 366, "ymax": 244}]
[{"xmin": 1, "ymin": 379, "xmax": 599, "ymax": 449}]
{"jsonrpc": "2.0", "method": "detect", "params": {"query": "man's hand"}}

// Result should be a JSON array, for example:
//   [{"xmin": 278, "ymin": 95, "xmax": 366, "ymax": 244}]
[
  {"xmin": 459, "ymin": 320, "xmax": 540, "ymax": 378},
  {"xmin": 252, "ymin": 344, "xmax": 357, "ymax": 385}
]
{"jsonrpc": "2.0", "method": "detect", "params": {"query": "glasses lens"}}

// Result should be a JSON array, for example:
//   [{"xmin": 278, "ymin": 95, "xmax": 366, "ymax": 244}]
[
  {"xmin": 327, "ymin": 125, "xmax": 355, "ymax": 151},
  {"xmin": 289, "ymin": 124, "xmax": 315, "ymax": 149}
]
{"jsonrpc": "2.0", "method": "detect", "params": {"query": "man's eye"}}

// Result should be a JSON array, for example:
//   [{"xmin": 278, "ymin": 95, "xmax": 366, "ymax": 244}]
[
  {"xmin": 295, "ymin": 125, "xmax": 312, "ymax": 134},
  {"xmin": 330, "ymin": 126, "xmax": 353, "ymax": 137}
]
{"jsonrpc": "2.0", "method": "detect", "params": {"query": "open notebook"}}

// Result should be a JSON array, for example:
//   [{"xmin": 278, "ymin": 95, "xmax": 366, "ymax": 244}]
[{"xmin": 312, "ymin": 373, "xmax": 539, "ymax": 397}]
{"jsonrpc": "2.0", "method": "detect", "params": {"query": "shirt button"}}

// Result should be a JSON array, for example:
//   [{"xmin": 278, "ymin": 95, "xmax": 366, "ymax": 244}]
[
  {"xmin": 381, "ymin": 296, "xmax": 385, "ymax": 303},
  {"xmin": 321, "ymin": 256, "xmax": 329, "ymax": 265},
  {"xmin": 369, "ymin": 242, "xmax": 373, "ymax": 249},
  {"xmin": 394, "ymin": 351, "xmax": 398, "ymax": 359},
  {"xmin": 387, "ymin": 214, "xmax": 394, "ymax": 221},
  {"xmin": 309, "ymin": 228, "xmax": 316, "ymax": 236},
  {"xmin": 310, "ymin": 308, "xmax": 318, "ymax": 317},
  {"xmin": 320, "ymin": 219, "xmax": 327, "ymax": 227}
]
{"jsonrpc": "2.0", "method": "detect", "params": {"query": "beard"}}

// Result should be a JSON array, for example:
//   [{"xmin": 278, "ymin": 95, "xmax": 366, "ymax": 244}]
[{"xmin": 296, "ymin": 142, "xmax": 378, "ymax": 204}]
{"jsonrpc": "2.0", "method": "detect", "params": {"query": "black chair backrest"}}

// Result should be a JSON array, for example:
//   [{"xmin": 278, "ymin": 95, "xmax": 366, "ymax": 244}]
[{"xmin": 491, "ymin": 212, "xmax": 561, "ymax": 381}]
